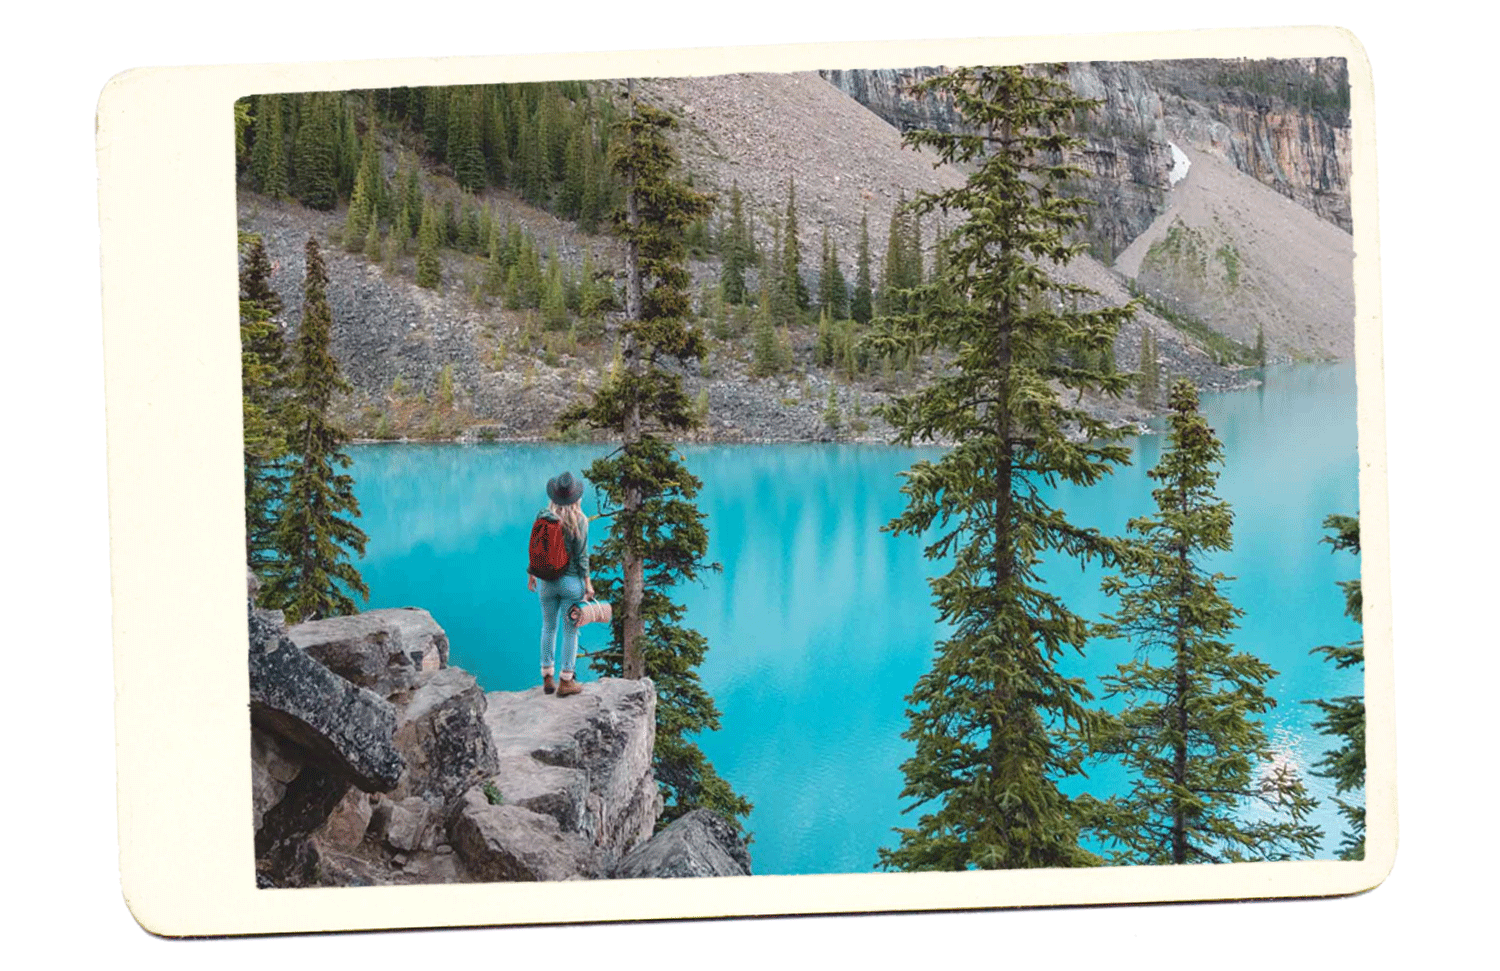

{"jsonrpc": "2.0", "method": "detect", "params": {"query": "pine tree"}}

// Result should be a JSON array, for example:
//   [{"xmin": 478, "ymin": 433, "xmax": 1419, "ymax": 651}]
[
  {"xmin": 235, "ymin": 98, "xmax": 254, "ymax": 175},
  {"xmin": 752, "ymin": 282, "xmax": 781, "ymax": 377},
  {"xmin": 562, "ymin": 124, "xmax": 587, "ymax": 219},
  {"xmin": 404, "ymin": 163, "xmax": 424, "ymax": 241},
  {"xmin": 815, "ymin": 307, "xmax": 836, "ymax": 368},
  {"xmin": 1307, "ymin": 514, "xmax": 1365, "ymax": 860},
  {"xmin": 822, "ymin": 385, "xmax": 841, "ymax": 433},
  {"xmin": 363, "ymin": 219, "xmax": 382, "ymax": 262},
  {"xmin": 817, "ymin": 225, "xmax": 848, "ymax": 320},
  {"xmin": 1255, "ymin": 323, "xmax": 1267, "ymax": 368},
  {"xmin": 442, "ymin": 200, "xmax": 459, "ymax": 247},
  {"xmin": 541, "ymin": 251, "xmax": 569, "ymax": 331},
  {"xmin": 873, "ymin": 66, "xmax": 1138, "ymax": 872},
  {"xmin": 251, "ymin": 94, "xmax": 288, "ymax": 200},
  {"xmin": 559, "ymin": 96, "xmax": 750, "ymax": 832},
  {"xmin": 879, "ymin": 195, "xmax": 907, "ymax": 315},
  {"xmin": 451, "ymin": 89, "xmax": 488, "ymax": 193},
  {"xmin": 578, "ymin": 123, "xmax": 605, "ymax": 233},
  {"xmin": 512, "ymin": 234, "xmax": 543, "ymax": 309},
  {"xmin": 779, "ymin": 180, "xmax": 809, "ymax": 315},
  {"xmin": 720, "ymin": 182, "xmax": 749, "ymax": 305},
  {"xmin": 829, "ymin": 240, "xmax": 848, "ymax": 321},
  {"xmin": 336, "ymin": 102, "xmax": 359, "ymax": 199},
  {"xmin": 457, "ymin": 203, "xmax": 481, "ymax": 253},
  {"xmin": 904, "ymin": 207, "xmax": 924, "ymax": 293},
  {"xmin": 416, "ymin": 201, "xmax": 441, "ymax": 289},
  {"xmin": 343, "ymin": 162, "xmax": 375, "ymax": 252},
  {"xmin": 261, "ymin": 237, "xmax": 369, "ymax": 623},
  {"xmin": 1137, "ymin": 327, "xmax": 1160, "ymax": 408},
  {"xmin": 484, "ymin": 220, "xmax": 507, "ymax": 297},
  {"xmin": 423, "ymin": 86, "xmax": 450, "ymax": 163},
  {"xmin": 1085, "ymin": 379, "xmax": 1322, "ymax": 864},
  {"xmin": 292, "ymin": 93, "xmax": 339, "ymax": 211},
  {"xmin": 765, "ymin": 213, "xmax": 787, "ymax": 323},
  {"xmin": 578, "ymin": 249, "xmax": 609, "ymax": 321},
  {"xmin": 240, "ymin": 234, "xmax": 287, "ymax": 582},
  {"xmin": 851, "ymin": 212, "xmax": 873, "ymax": 324}
]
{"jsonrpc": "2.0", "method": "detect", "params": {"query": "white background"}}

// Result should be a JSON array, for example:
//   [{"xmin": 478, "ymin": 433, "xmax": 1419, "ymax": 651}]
[{"xmin": 8, "ymin": 1, "xmax": 1491, "ymax": 964}]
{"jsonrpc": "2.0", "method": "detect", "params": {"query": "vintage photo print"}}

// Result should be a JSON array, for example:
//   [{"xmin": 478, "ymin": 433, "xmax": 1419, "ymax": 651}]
[{"xmin": 98, "ymin": 25, "xmax": 1390, "ymax": 936}]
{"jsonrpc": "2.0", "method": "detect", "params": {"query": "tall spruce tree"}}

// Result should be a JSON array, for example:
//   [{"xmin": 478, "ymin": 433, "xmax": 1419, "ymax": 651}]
[
  {"xmin": 873, "ymin": 66, "xmax": 1137, "ymax": 871},
  {"xmin": 240, "ymin": 233, "xmax": 287, "ymax": 582},
  {"xmin": 879, "ymin": 195, "xmax": 908, "ymax": 315},
  {"xmin": 720, "ymin": 182, "xmax": 749, "ymax": 305},
  {"xmin": 1085, "ymin": 379, "xmax": 1322, "ymax": 864},
  {"xmin": 261, "ymin": 237, "xmax": 369, "ymax": 623},
  {"xmin": 852, "ymin": 212, "xmax": 873, "ymax": 324},
  {"xmin": 1137, "ymin": 326, "xmax": 1160, "ymax": 407},
  {"xmin": 251, "ymin": 94, "xmax": 289, "ymax": 200},
  {"xmin": 452, "ymin": 89, "xmax": 488, "ymax": 193},
  {"xmin": 559, "ymin": 96, "xmax": 749, "ymax": 832},
  {"xmin": 780, "ymin": 179, "xmax": 810, "ymax": 314},
  {"xmin": 343, "ymin": 160, "xmax": 375, "ymax": 252},
  {"xmin": 416, "ymin": 200, "xmax": 441, "ymax": 289},
  {"xmin": 293, "ymin": 93, "xmax": 340, "ymax": 211},
  {"xmin": 817, "ymin": 225, "xmax": 848, "ymax": 321},
  {"xmin": 1307, "ymin": 513, "xmax": 1365, "ymax": 860}
]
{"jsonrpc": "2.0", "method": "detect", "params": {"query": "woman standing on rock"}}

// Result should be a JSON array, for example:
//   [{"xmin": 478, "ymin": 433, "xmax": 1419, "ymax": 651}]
[{"xmin": 527, "ymin": 471, "xmax": 594, "ymax": 697}]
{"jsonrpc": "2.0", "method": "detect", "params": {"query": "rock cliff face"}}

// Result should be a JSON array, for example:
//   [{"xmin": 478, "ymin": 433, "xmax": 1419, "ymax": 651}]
[
  {"xmin": 820, "ymin": 57, "xmax": 1351, "ymax": 255},
  {"xmin": 248, "ymin": 577, "xmax": 749, "ymax": 887},
  {"xmin": 1134, "ymin": 59, "xmax": 1351, "ymax": 232}
]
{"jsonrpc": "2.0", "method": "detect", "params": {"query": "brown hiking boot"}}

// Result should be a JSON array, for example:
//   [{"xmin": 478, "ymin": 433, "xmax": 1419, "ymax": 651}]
[
  {"xmin": 542, "ymin": 674, "xmax": 555, "ymax": 695},
  {"xmin": 556, "ymin": 676, "xmax": 582, "ymax": 697}
]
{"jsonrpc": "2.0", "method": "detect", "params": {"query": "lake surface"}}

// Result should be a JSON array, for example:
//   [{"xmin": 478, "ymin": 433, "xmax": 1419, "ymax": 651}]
[{"xmin": 348, "ymin": 362, "xmax": 1362, "ymax": 874}]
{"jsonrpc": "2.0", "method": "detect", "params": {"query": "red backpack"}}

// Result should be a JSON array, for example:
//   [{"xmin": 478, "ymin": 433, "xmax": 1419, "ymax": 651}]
[{"xmin": 527, "ymin": 516, "xmax": 570, "ymax": 580}]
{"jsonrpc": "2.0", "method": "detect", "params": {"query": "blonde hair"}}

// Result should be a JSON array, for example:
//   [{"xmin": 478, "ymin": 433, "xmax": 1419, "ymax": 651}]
[{"xmin": 548, "ymin": 500, "xmax": 588, "ymax": 540}]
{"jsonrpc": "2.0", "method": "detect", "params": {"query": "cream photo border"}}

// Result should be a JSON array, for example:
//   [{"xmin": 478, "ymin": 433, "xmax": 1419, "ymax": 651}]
[{"xmin": 97, "ymin": 24, "xmax": 1392, "ymax": 936}]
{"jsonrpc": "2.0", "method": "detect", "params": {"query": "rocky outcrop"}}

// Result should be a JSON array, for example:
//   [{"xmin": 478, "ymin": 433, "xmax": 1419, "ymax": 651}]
[
  {"xmin": 390, "ymin": 666, "xmax": 500, "ymax": 802},
  {"xmin": 248, "ymin": 603, "xmax": 403, "ymax": 793},
  {"xmin": 613, "ymin": 808, "xmax": 753, "ymax": 879},
  {"xmin": 288, "ymin": 607, "xmax": 449, "ymax": 701},
  {"xmin": 482, "ymin": 678, "xmax": 660, "ymax": 855},
  {"xmin": 249, "ymin": 585, "xmax": 744, "ymax": 886}
]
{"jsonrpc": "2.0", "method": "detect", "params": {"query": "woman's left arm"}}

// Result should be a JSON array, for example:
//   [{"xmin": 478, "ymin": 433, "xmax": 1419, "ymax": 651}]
[{"xmin": 580, "ymin": 531, "xmax": 593, "ymax": 597}]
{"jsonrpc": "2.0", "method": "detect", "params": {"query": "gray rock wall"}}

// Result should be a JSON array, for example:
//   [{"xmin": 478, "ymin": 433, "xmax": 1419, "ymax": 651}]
[{"xmin": 820, "ymin": 58, "xmax": 1351, "ymax": 256}]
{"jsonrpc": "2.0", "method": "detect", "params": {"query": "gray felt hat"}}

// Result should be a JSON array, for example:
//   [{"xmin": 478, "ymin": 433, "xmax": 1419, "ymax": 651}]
[{"xmin": 546, "ymin": 471, "xmax": 584, "ymax": 505}]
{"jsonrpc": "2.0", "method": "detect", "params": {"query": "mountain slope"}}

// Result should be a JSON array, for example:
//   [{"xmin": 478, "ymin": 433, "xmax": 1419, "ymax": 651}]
[
  {"xmin": 1114, "ymin": 146, "xmax": 1354, "ymax": 360},
  {"xmin": 240, "ymin": 68, "xmax": 1320, "ymax": 444}
]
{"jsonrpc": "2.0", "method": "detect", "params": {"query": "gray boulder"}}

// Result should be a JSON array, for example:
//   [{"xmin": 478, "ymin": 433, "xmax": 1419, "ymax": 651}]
[
  {"xmin": 449, "ymin": 789, "xmax": 606, "ymax": 882},
  {"xmin": 248, "ymin": 604, "xmax": 404, "ymax": 793},
  {"xmin": 392, "ymin": 667, "xmax": 499, "ymax": 802},
  {"xmin": 288, "ymin": 607, "xmax": 449, "ymax": 701},
  {"xmin": 483, "ymin": 677, "xmax": 660, "ymax": 863},
  {"xmin": 612, "ymin": 808, "xmax": 753, "ymax": 879}
]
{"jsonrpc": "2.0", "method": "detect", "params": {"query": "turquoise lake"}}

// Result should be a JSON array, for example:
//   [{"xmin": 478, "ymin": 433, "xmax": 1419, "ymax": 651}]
[{"xmin": 347, "ymin": 362, "xmax": 1362, "ymax": 874}]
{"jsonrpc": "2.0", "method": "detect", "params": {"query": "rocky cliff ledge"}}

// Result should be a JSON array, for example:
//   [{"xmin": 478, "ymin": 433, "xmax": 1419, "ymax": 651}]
[{"xmin": 247, "ymin": 573, "xmax": 751, "ymax": 887}]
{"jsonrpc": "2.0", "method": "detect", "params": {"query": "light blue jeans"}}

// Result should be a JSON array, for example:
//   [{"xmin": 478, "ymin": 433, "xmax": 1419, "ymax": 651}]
[{"xmin": 538, "ymin": 573, "xmax": 585, "ymax": 677}]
